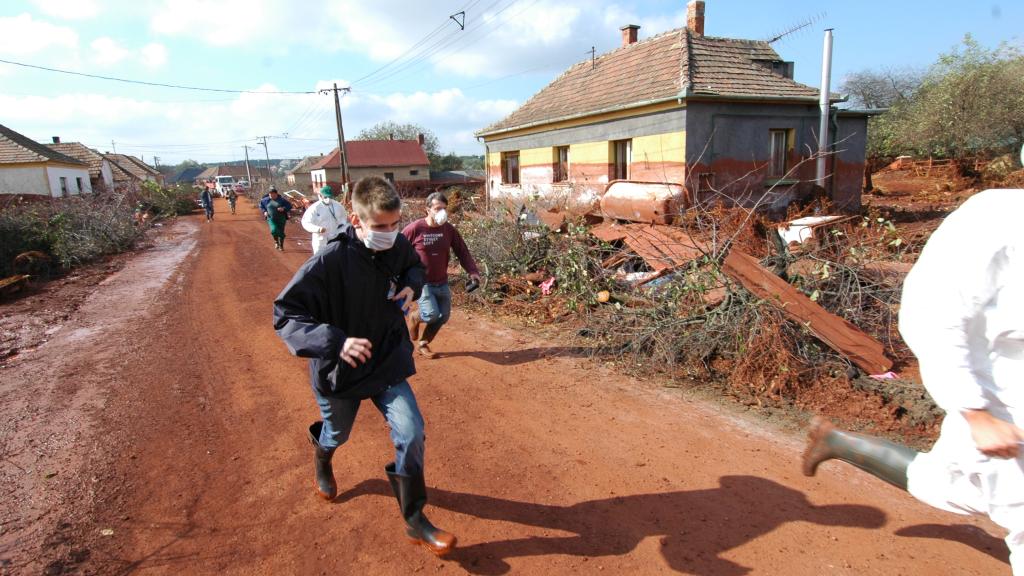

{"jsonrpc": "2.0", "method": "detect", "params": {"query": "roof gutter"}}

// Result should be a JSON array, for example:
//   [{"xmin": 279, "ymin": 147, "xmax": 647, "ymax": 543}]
[
  {"xmin": 477, "ymin": 90, "xmax": 847, "ymax": 139},
  {"xmin": 475, "ymin": 93, "xmax": 688, "ymax": 138}
]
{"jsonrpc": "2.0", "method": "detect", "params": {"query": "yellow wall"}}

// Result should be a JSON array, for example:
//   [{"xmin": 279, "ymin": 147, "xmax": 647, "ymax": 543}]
[
  {"xmin": 519, "ymin": 148, "xmax": 552, "ymax": 166},
  {"xmin": 631, "ymin": 131, "xmax": 685, "ymax": 164},
  {"xmin": 568, "ymin": 141, "xmax": 611, "ymax": 164}
]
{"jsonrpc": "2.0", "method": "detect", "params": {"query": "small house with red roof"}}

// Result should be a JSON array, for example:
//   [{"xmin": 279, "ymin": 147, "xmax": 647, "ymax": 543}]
[
  {"xmin": 475, "ymin": 0, "xmax": 870, "ymax": 215},
  {"xmin": 309, "ymin": 138, "xmax": 431, "ymax": 195}
]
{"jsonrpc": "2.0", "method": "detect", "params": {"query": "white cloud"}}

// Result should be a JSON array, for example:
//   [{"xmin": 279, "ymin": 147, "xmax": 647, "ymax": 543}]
[
  {"xmin": 140, "ymin": 43, "xmax": 168, "ymax": 68},
  {"xmin": 31, "ymin": 0, "xmax": 102, "ymax": 20},
  {"xmin": 90, "ymin": 37, "xmax": 130, "ymax": 66},
  {"xmin": 146, "ymin": 0, "xmax": 684, "ymax": 82},
  {"xmin": 89, "ymin": 37, "xmax": 169, "ymax": 69},
  {"xmin": 0, "ymin": 83, "xmax": 514, "ymax": 163},
  {"xmin": 0, "ymin": 13, "xmax": 79, "ymax": 56}
]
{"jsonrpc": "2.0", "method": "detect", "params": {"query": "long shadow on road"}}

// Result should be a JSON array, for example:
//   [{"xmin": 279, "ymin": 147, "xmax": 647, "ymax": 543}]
[
  {"xmin": 440, "ymin": 347, "xmax": 594, "ymax": 366},
  {"xmin": 336, "ymin": 475, "xmax": 887, "ymax": 575}
]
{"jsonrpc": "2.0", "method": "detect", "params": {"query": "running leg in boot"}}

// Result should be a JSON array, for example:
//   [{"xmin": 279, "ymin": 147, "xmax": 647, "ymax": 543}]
[
  {"xmin": 385, "ymin": 463, "xmax": 456, "ymax": 556},
  {"xmin": 416, "ymin": 323, "xmax": 441, "ymax": 359},
  {"xmin": 802, "ymin": 416, "xmax": 917, "ymax": 490},
  {"xmin": 308, "ymin": 421, "xmax": 337, "ymax": 500}
]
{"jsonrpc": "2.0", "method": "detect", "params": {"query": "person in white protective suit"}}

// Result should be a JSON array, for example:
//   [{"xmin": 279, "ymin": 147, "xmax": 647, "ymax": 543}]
[
  {"xmin": 301, "ymin": 185, "xmax": 349, "ymax": 254},
  {"xmin": 803, "ymin": 188, "xmax": 1024, "ymax": 575}
]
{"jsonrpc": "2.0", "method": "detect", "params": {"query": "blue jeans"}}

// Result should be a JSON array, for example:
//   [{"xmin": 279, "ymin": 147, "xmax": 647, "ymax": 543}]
[
  {"xmin": 314, "ymin": 380, "xmax": 425, "ymax": 475},
  {"xmin": 418, "ymin": 282, "xmax": 451, "ymax": 327}
]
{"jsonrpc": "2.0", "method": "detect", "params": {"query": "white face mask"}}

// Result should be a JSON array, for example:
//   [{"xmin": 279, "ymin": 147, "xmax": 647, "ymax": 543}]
[
  {"xmin": 432, "ymin": 208, "xmax": 448, "ymax": 226},
  {"xmin": 362, "ymin": 229, "xmax": 398, "ymax": 251},
  {"xmin": 321, "ymin": 196, "xmax": 332, "ymax": 204}
]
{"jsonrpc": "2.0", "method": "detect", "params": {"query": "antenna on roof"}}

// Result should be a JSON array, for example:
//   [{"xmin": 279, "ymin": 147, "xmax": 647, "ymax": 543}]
[
  {"xmin": 765, "ymin": 11, "xmax": 825, "ymax": 44},
  {"xmin": 587, "ymin": 46, "xmax": 596, "ymax": 70}
]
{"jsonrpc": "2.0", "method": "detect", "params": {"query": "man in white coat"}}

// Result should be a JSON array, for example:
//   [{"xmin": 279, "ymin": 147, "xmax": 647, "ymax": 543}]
[
  {"xmin": 803, "ymin": 188, "xmax": 1024, "ymax": 574},
  {"xmin": 301, "ymin": 185, "xmax": 349, "ymax": 255}
]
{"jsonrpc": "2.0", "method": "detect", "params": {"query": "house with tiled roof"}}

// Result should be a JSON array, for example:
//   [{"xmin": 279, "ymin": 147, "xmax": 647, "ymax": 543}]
[
  {"xmin": 286, "ymin": 154, "xmax": 324, "ymax": 192},
  {"xmin": 0, "ymin": 124, "xmax": 92, "ymax": 197},
  {"xmin": 476, "ymin": 0, "xmax": 870, "ymax": 214},
  {"xmin": 106, "ymin": 154, "xmax": 164, "ymax": 185},
  {"xmin": 46, "ymin": 139, "xmax": 115, "ymax": 191},
  {"xmin": 310, "ymin": 138, "xmax": 430, "ymax": 194}
]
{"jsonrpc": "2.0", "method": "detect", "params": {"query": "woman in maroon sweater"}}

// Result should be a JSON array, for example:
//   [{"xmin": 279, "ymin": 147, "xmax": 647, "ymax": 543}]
[{"xmin": 401, "ymin": 192, "xmax": 480, "ymax": 358}]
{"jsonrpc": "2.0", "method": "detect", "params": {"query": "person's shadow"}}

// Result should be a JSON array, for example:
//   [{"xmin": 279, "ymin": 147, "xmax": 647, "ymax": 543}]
[
  {"xmin": 336, "ymin": 475, "xmax": 886, "ymax": 575},
  {"xmin": 439, "ymin": 346, "xmax": 593, "ymax": 365}
]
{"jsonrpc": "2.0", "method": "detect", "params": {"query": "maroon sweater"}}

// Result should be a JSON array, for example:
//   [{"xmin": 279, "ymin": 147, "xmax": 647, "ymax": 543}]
[{"xmin": 402, "ymin": 219, "xmax": 479, "ymax": 285}]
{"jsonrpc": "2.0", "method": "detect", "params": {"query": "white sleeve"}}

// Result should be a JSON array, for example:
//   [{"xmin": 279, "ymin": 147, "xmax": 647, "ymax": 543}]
[
  {"xmin": 899, "ymin": 196, "xmax": 1007, "ymax": 413},
  {"xmin": 300, "ymin": 204, "xmax": 321, "ymax": 234}
]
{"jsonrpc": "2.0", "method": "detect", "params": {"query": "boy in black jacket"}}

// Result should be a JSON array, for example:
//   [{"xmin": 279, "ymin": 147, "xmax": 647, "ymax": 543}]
[{"xmin": 273, "ymin": 176, "xmax": 456, "ymax": 556}]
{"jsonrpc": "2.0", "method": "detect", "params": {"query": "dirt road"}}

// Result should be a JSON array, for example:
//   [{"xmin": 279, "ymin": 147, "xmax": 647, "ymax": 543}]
[{"xmin": 1, "ymin": 199, "xmax": 1011, "ymax": 575}]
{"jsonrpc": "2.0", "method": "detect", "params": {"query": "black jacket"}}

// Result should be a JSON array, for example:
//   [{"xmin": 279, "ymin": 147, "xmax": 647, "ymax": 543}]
[{"xmin": 273, "ymin": 224, "xmax": 424, "ymax": 398}]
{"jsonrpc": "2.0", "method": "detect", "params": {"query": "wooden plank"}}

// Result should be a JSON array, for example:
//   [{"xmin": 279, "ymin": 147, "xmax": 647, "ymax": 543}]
[{"xmin": 722, "ymin": 249, "xmax": 892, "ymax": 374}]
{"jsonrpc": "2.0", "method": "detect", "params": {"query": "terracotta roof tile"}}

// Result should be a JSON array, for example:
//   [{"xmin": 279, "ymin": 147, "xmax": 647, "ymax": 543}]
[
  {"xmin": 312, "ymin": 140, "xmax": 429, "ymax": 170},
  {"xmin": 47, "ymin": 142, "xmax": 108, "ymax": 179},
  {"xmin": 0, "ymin": 124, "xmax": 86, "ymax": 165},
  {"xmin": 478, "ymin": 28, "xmax": 822, "ymax": 135}
]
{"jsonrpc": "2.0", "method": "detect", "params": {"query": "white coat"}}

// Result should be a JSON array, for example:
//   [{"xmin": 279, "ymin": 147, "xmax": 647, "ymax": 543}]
[
  {"xmin": 899, "ymin": 189, "xmax": 1024, "ymax": 573},
  {"xmin": 301, "ymin": 198, "xmax": 349, "ymax": 254}
]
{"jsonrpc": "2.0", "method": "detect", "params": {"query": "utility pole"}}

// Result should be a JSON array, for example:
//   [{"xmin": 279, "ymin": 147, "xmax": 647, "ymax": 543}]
[
  {"xmin": 257, "ymin": 136, "xmax": 273, "ymax": 192},
  {"xmin": 319, "ymin": 83, "xmax": 351, "ymax": 202},
  {"xmin": 111, "ymin": 140, "xmax": 117, "ymax": 154},
  {"xmin": 242, "ymin": 145, "xmax": 254, "ymax": 187},
  {"xmin": 153, "ymin": 156, "xmax": 160, "ymax": 169}
]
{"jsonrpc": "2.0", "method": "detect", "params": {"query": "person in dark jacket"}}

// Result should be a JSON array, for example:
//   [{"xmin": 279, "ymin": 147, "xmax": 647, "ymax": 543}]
[
  {"xmin": 199, "ymin": 188, "xmax": 214, "ymax": 222},
  {"xmin": 273, "ymin": 175, "xmax": 457, "ymax": 556}
]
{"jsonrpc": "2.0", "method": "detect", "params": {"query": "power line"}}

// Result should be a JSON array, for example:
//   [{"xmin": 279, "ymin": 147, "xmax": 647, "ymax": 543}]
[
  {"xmin": 0, "ymin": 57, "xmax": 315, "ymax": 94},
  {"xmin": 350, "ymin": 0, "xmax": 483, "ymax": 87}
]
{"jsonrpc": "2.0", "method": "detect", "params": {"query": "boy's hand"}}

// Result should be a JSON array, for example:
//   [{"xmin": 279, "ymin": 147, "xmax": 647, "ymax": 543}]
[
  {"xmin": 470, "ymin": 273, "xmax": 481, "ymax": 283},
  {"xmin": 964, "ymin": 409, "xmax": 1024, "ymax": 459},
  {"xmin": 392, "ymin": 287, "xmax": 414, "ymax": 314},
  {"xmin": 341, "ymin": 337, "xmax": 372, "ymax": 367}
]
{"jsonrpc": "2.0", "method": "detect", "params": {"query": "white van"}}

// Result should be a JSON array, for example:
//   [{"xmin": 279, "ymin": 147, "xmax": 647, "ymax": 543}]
[{"xmin": 215, "ymin": 175, "xmax": 236, "ymax": 197}]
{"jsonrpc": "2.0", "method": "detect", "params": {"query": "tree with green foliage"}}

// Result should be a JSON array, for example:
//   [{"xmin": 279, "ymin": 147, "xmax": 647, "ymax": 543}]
[
  {"xmin": 865, "ymin": 36, "xmax": 1024, "ymax": 171},
  {"xmin": 356, "ymin": 121, "xmax": 440, "ymax": 156}
]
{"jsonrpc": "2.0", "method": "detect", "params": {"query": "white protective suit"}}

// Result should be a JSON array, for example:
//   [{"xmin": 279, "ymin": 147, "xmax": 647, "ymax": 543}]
[
  {"xmin": 300, "ymin": 197, "xmax": 349, "ymax": 254},
  {"xmin": 900, "ymin": 189, "xmax": 1024, "ymax": 574}
]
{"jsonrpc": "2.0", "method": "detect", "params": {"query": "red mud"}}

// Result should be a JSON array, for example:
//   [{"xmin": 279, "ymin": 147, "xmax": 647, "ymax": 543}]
[{"xmin": 0, "ymin": 198, "xmax": 1011, "ymax": 575}]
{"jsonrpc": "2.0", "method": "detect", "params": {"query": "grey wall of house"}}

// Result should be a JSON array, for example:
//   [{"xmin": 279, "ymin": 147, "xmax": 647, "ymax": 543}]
[
  {"xmin": 484, "ymin": 107, "xmax": 686, "ymax": 152},
  {"xmin": 684, "ymin": 101, "xmax": 867, "ymax": 211}
]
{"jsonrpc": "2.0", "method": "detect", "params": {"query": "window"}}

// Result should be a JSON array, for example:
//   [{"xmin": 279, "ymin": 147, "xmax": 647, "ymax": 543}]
[
  {"xmin": 59, "ymin": 176, "xmax": 68, "ymax": 196},
  {"xmin": 410, "ymin": 170, "xmax": 419, "ymax": 176},
  {"xmin": 502, "ymin": 151, "xmax": 520, "ymax": 184},
  {"xmin": 553, "ymin": 146, "xmax": 569, "ymax": 182},
  {"xmin": 611, "ymin": 139, "xmax": 631, "ymax": 180},
  {"xmin": 384, "ymin": 172, "xmax": 395, "ymax": 183},
  {"xmin": 769, "ymin": 129, "xmax": 789, "ymax": 178},
  {"xmin": 76, "ymin": 177, "xmax": 83, "ymax": 193}
]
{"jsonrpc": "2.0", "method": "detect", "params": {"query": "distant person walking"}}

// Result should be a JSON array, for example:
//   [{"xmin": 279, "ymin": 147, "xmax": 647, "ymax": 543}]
[
  {"xmin": 301, "ymin": 185, "xmax": 349, "ymax": 255},
  {"xmin": 261, "ymin": 187, "xmax": 293, "ymax": 251},
  {"xmin": 401, "ymin": 192, "xmax": 480, "ymax": 359},
  {"xmin": 226, "ymin": 187, "xmax": 238, "ymax": 215},
  {"xmin": 199, "ymin": 187, "xmax": 214, "ymax": 222}
]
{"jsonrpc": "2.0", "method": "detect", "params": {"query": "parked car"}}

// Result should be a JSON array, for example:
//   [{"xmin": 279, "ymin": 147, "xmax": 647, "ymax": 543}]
[{"xmin": 236, "ymin": 180, "xmax": 251, "ymax": 191}]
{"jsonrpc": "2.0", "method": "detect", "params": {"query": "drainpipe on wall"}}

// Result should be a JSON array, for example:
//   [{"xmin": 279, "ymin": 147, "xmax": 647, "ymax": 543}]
[
  {"xmin": 816, "ymin": 28, "xmax": 833, "ymax": 186},
  {"xmin": 484, "ymin": 143, "xmax": 491, "ymax": 213}
]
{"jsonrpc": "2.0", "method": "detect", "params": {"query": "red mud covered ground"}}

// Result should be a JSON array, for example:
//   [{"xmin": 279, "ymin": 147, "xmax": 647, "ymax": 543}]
[{"xmin": 0, "ymin": 197, "xmax": 1011, "ymax": 575}]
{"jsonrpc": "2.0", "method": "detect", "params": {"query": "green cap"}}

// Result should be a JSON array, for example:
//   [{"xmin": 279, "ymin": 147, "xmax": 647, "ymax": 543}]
[{"xmin": 320, "ymin": 185, "xmax": 334, "ymax": 197}]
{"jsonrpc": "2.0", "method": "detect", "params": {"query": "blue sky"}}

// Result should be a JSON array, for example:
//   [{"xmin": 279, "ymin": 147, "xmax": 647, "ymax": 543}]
[{"xmin": 1, "ymin": 0, "xmax": 1021, "ymax": 164}]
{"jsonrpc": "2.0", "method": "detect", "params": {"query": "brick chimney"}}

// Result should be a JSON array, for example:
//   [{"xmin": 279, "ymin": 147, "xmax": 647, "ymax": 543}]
[
  {"xmin": 52, "ymin": 136, "xmax": 60, "ymax": 144},
  {"xmin": 620, "ymin": 24, "xmax": 639, "ymax": 46},
  {"xmin": 687, "ymin": 0, "xmax": 704, "ymax": 36},
  {"xmin": 417, "ymin": 133, "xmax": 425, "ymax": 146}
]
